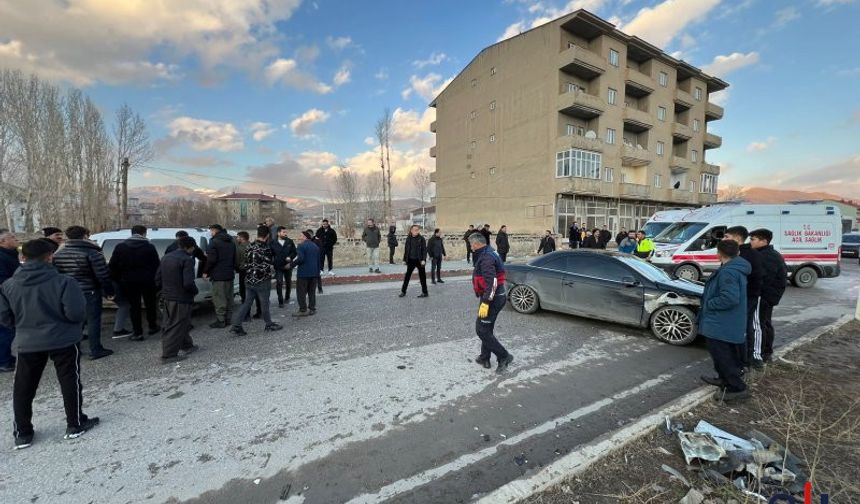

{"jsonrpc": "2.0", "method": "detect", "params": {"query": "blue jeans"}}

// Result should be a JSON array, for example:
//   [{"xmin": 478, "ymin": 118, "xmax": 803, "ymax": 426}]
[
  {"xmin": 84, "ymin": 290, "xmax": 104, "ymax": 355},
  {"xmin": 0, "ymin": 325, "xmax": 14, "ymax": 367}
]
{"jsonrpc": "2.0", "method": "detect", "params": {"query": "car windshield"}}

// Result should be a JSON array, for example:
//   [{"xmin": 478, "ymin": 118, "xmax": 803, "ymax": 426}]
[
  {"xmin": 843, "ymin": 235, "xmax": 860, "ymax": 243},
  {"xmin": 654, "ymin": 222, "xmax": 707, "ymax": 244},
  {"xmin": 643, "ymin": 222, "xmax": 672, "ymax": 238},
  {"xmin": 616, "ymin": 255, "xmax": 673, "ymax": 281}
]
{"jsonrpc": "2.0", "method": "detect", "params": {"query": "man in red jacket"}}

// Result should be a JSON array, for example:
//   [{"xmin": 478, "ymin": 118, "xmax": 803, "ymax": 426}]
[{"xmin": 470, "ymin": 233, "xmax": 513, "ymax": 373}]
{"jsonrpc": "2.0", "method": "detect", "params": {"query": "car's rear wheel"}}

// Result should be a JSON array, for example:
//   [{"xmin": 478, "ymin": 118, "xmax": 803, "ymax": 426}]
[
  {"xmin": 509, "ymin": 284, "xmax": 540, "ymax": 314},
  {"xmin": 791, "ymin": 266, "xmax": 818, "ymax": 288},
  {"xmin": 674, "ymin": 264, "xmax": 700, "ymax": 282},
  {"xmin": 650, "ymin": 305, "xmax": 697, "ymax": 345}
]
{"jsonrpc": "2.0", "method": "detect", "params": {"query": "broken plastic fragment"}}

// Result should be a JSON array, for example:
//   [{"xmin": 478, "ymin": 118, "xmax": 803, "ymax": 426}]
[
  {"xmin": 661, "ymin": 464, "xmax": 691, "ymax": 487},
  {"xmin": 694, "ymin": 420, "xmax": 756, "ymax": 452},
  {"xmin": 678, "ymin": 488, "xmax": 705, "ymax": 504},
  {"xmin": 678, "ymin": 431, "xmax": 726, "ymax": 465}
]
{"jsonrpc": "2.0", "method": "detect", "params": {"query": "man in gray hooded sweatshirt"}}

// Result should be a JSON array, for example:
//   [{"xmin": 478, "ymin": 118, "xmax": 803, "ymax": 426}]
[{"xmin": 0, "ymin": 239, "xmax": 100, "ymax": 450}]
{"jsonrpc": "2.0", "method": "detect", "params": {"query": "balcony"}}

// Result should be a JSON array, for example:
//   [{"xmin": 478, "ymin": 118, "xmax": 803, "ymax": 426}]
[
  {"xmin": 705, "ymin": 102, "xmax": 724, "ymax": 121},
  {"xmin": 698, "ymin": 192, "xmax": 718, "ymax": 204},
  {"xmin": 558, "ymin": 90, "xmax": 605, "ymax": 120},
  {"xmin": 566, "ymin": 177, "xmax": 615, "ymax": 197},
  {"xmin": 556, "ymin": 134, "xmax": 604, "ymax": 153},
  {"xmin": 621, "ymin": 144, "xmax": 654, "ymax": 167},
  {"xmin": 623, "ymin": 106, "xmax": 653, "ymax": 131},
  {"xmin": 429, "ymin": 146, "xmax": 437, "ymax": 158},
  {"xmin": 704, "ymin": 132, "xmax": 723, "ymax": 149},
  {"xmin": 619, "ymin": 183, "xmax": 652, "ymax": 200},
  {"xmin": 671, "ymin": 155, "xmax": 694, "ymax": 171},
  {"xmin": 702, "ymin": 163, "xmax": 721, "ymax": 175},
  {"xmin": 430, "ymin": 120, "xmax": 437, "ymax": 133},
  {"xmin": 670, "ymin": 189, "xmax": 693, "ymax": 203},
  {"xmin": 672, "ymin": 122, "xmax": 693, "ymax": 141},
  {"xmin": 429, "ymin": 171, "xmax": 437, "ymax": 183},
  {"xmin": 674, "ymin": 89, "xmax": 695, "ymax": 112},
  {"xmin": 624, "ymin": 68, "xmax": 655, "ymax": 97},
  {"xmin": 558, "ymin": 46, "xmax": 606, "ymax": 80}
]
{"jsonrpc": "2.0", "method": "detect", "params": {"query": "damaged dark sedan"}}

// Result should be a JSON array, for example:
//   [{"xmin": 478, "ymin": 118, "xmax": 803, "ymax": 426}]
[{"xmin": 505, "ymin": 250, "xmax": 704, "ymax": 345}]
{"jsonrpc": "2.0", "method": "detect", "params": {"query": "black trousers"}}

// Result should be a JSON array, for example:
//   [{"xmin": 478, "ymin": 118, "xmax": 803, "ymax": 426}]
[
  {"xmin": 706, "ymin": 338, "xmax": 747, "ymax": 392},
  {"xmin": 322, "ymin": 246, "xmax": 334, "ymax": 271},
  {"xmin": 752, "ymin": 298, "xmax": 776, "ymax": 361},
  {"xmin": 499, "ymin": 251, "xmax": 508, "ymax": 263},
  {"xmin": 389, "ymin": 246, "xmax": 396, "ymax": 264},
  {"xmin": 430, "ymin": 256, "xmax": 443, "ymax": 282},
  {"xmin": 296, "ymin": 277, "xmax": 317, "ymax": 311},
  {"xmin": 275, "ymin": 267, "xmax": 293, "ymax": 304},
  {"xmin": 238, "ymin": 270, "xmax": 262, "ymax": 315},
  {"xmin": 401, "ymin": 259, "xmax": 428, "ymax": 294},
  {"xmin": 476, "ymin": 294, "xmax": 509, "ymax": 361},
  {"xmin": 123, "ymin": 282, "xmax": 159, "ymax": 336},
  {"xmin": 465, "ymin": 244, "xmax": 472, "ymax": 264},
  {"xmin": 742, "ymin": 296, "xmax": 759, "ymax": 367},
  {"xmin": 14, "ymin": 344, "xmax": 85, "ymax": 436},
  {"xmin": 162, "ymin": 301, "xmax": 194, "ymax": 358}
]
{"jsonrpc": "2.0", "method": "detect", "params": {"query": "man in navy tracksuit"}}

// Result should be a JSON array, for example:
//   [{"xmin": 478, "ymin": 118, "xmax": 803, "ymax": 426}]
[
  {"xmin": 749, "ymin": 228, "xmax": 787, "ymax": 366},
  {"xmin": 470, "ymin": 233, "xmax": 513, "ymax": 373},
  {"xmin": 723, "ymin": 226, "xmax": 763, "ymax": 370}
]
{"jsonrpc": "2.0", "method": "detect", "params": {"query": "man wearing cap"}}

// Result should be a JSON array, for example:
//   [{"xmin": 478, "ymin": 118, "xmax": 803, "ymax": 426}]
[{"xmin": 204, "ymin": 224, "xmax": 236, "ymax": 328}]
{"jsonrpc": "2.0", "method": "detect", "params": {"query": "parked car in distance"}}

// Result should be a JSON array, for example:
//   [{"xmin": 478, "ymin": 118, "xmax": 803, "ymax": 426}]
[
  {"xmin": 504, "ymin": 250, "xmax": 704, "ymax": 345},
  {"xmin": 841, "ymin": 232, "xmax": 860, "ymax": 259}
]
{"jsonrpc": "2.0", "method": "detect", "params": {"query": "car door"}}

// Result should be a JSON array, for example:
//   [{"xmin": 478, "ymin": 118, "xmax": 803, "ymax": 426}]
[
  {"xmin": 562, "ymin": 255, "xmax": 645, "ymax": 324},
  {"xmin": 528, "ymin": 255, "xmax": 568, "ymax": 311}
]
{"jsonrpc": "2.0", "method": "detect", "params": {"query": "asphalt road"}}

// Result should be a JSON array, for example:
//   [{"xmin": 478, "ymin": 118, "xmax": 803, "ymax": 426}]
[{"xmin": 1, "ymin": 261, "xmax": 858, "ymax": 504}]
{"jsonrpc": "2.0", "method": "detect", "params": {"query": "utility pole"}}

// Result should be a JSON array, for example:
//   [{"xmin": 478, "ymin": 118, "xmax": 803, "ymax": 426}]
[{"xmin": 120, "ymin": 157, "xmax": 130, "ymax": 227}]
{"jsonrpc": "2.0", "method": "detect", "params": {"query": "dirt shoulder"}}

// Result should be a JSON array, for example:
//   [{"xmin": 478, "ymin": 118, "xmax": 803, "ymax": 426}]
[{"xmin": 524, "ymin": 319, "xmax": 860, "ymax": 504}]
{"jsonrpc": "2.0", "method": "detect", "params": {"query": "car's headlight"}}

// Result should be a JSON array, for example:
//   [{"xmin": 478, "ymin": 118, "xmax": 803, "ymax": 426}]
[{"xmin": 655, "ymin": 248, "xmax": 677, "ymax": 258}]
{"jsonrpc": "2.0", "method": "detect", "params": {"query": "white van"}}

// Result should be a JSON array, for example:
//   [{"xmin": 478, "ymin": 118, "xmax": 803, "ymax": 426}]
[
  {"xmin": 650, "ymin": 203, "xmax": 842, "ymax": 288},
  {"xmin": 91, "ymin": 227, "xmax": 226, "ymax": 304},
  {"xmin": 643, "ymin": 208, "xmax": 696, "ymax": 238}
]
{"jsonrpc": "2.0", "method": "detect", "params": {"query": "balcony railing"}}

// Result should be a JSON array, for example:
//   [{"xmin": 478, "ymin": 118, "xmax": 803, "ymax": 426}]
[
  {"xmin": 671, "ymin": 189, "xmax": 693, "ymax": 203},
  {"xmin": 430, "ymin": 120, "xmax": 437, "ymax": 133},
  {"xmin": 704, "ymin": 132, "xmax": 722, "ymax": 149},
  {"xmin": 623, "ymin": 106, "xmax": 653, "ymax": 130},
  {"xmin": 558, "ymin": 90, "xmax": 605, "ymax": 119},
  {"xmin": 671, "ymin": 155, "xmax": 694, "ymax": 171},
  {"xmin": 558, "ymin": 46, "xmax": 606, "ymax": 80},
  {"xmin": 556, "ymin": 134, "xmax": 604, "ymax": 153},
  {"xmin": 705, "ymin": 102, "xmax": 724, "ymax": 121},
  {"xmin": 429, "ymin": 146, "xmax": 437, "ymax": 158},
  {"xmin": 674, "ymin": 89, "xmax": 695, "ymax": 110},
  {"xmin": 566, "ymin": 177, "xmax": 615, "ymax": 197},
  {"xmin": 672, "ymin": 122, "xmax": 693, "ymax": 140},
  {"xmin": 619, "ymin": 182, "xmax": 652, "ymax": 199},
  {"xmin": 702, "ymin": 163, "xmax": 721, "ymax": 175},
  {"xmin": 624, "ymin": 68, "xmax": 656, "ymax": 96},
  {"xmin": 698, "ymin": 192, "xmax": 718, "ymax": 204},
  {"xmin": 621, "ymin": 144, "xmax": 654, "ymax": 167}
]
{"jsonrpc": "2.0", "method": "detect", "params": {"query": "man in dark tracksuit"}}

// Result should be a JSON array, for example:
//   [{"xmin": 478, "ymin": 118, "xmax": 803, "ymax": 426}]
[
  {"xmin": 463, "ymin": 225, "xmax": 476, "ymax": 264},
  {"xmin": 291, "ymin": 230, "xmax": 321, "ymax": 316},
  {"xmin": 53, "ymin": 226, "xmax": 116, "ymax": 360},
  {"xmin": 156, "ymin": 236, "xmax": 200, "ymax": 363},
  {"xmin": 0, "ymin": 239, "xmax": 99, "ymax": 449},
  {"xmin": 387, "ymin": 225, "xmax": 398, "ymax": 264},
  {"xmin": 399, "ymin": 225, "xmax": 428, "ymax": 298},
  {"xmin": 750, "ymin": 228, "xmax": 787, "ymax": 365},
  {"xmin": 205, "ymin": 224, "xmax": 236, "ymax": 328},
  {"xmin": 270, "ymin": 226, "xmax": 297, "ymax": 307},
  {"xmin": 470, "ymin": 233, "xmax": 513, "ymax": 373},
  {"xmin": 427, "ymin": 228, "xmax": 446, "ymax": 284},
  {"xmin": 315, "ymin": 219, "xmax": 338, "ymax": 273},
  {"xmin": 495, "ymin": 225, "xmax": 510, "ymax": 263},
  {"xmin": 109, "ymin": 225, "xmax": 161, "ymax": 340},
  {"xmin": 723, "ymin": 226, "xmax": 763, "ymax": 369}
]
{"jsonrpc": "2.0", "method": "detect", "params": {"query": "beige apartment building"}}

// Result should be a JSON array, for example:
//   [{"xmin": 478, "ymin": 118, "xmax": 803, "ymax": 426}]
[
  {"xmin": 211, "ymin": 192, "xmax": 294, "ymax": 228},
  {"xmin": 430, "ymin": 10, "xmax": 727, "ymax": 236}
]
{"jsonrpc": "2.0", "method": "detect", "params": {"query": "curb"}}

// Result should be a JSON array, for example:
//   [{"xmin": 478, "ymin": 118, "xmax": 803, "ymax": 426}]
[
  {"xmin": 475, "ymin": 313, "xmax": 856, "ymax": 504},
  {"xmin": 318, "ymin": 269, "xmax": 473, "ymax": 286}
]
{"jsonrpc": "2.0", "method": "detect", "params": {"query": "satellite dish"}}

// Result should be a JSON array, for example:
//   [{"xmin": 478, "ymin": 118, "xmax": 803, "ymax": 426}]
[
  {"xmin": 636, "ymin": 144, "xmax": 644, "ymax": 149},
  {"xmin": 584, "ymin": 130, "xmax": 597, "ymax": 139},
  {"xmin": 673, "ymin": 181, "xmax": 681, "ymax": 189}
]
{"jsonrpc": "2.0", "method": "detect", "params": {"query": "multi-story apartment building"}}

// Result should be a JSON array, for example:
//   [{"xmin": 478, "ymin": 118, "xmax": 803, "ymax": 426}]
[
  {"xmin": 211, "ymin": 192, "xmax": 294, "ymax": 228},
  {"xmin": 430, "ymin": 10, "xmax": 727, "ymax": 236}
]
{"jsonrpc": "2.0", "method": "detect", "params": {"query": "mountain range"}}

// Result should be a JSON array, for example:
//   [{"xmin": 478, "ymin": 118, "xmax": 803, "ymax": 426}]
[{"xmin": 720, "ymin": 186, "xmax": 857, "ymax": 204}]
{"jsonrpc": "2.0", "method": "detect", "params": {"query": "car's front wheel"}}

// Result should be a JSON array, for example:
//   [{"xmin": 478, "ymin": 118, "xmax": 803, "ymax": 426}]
[
  {"xmin": 650, "ymin": 305, "xmax": 697, "ymax": 345},
  {"xmin": 509, "ymin": 284, "xmax": 540, "ymax": 314}
]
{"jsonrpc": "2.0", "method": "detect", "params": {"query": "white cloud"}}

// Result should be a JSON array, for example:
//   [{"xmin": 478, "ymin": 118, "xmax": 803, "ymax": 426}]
[
  {"xmin": 746, "ymin": 137, "xmax": 776, "ymax": 152},
  {"xmin": 289, "ymin": 109, "xmax": 331, "ymax": 138},
  {"xmin": 401, "ymin": 73, "xmax": 454, "ymax": 102},
  {"xmin": 498, "ymin": 21, "xmax": 528, "ymax": 42},
  {"xmin": 0, "ymin": 0, "xmax": 301, "ymax": 86},
  {"xmin": 264, "ymin": 58, "xmax": 333, "ymax": 94},
  {"xmin": 773, "ymin": 6, "xmax": 800, "ymax": 28},
  {"xmin": 701, "ymin": 51, "xmax": 760, "ymax": 78},
  {"xmin": 364, "ymin": 136, "xmax": 377, "ymax": 146},
  {"xmin": 815, "ymin": 0, "xmax": 856, "ymax": 7},
  {"xmin": 250, "ymin": 122, "xmax": 277, "ymax": 142},
  {"xmin": 374, "ymin": 68, "xmax": 389, "ymax": 81},
  {"xmin": 326, "ymin": 36, "xmax": 353, "ymax": 51},
  {"xmin": 497, "ymin": 0, "xmax": 610, "ymax": 42},
  {"xmin": 333, "ymin": 65, "xmax": 351, "ymax": 86},
  {"xmin": 298, "ymin": 151, "xmax": 340, "ymax": 171},
  {"xmin": 709, "ymin": 89, "xmax": 730, "ymax": 106},
  {"xmin": 620, "ymin": 0, "xmax": 721, "ymax": 48},
  {"xmin": 412, "ymin": 52, "xmax": 448, "ymax": 68},
  {"xmin": 168, "ymin": 117, "xmax": 244, "ymax": 152}
]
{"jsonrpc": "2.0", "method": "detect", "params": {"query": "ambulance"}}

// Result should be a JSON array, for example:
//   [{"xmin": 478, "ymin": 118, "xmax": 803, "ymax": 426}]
[
  {"xmin": 650, "ymin": 203, "xmax": 842, "ymax": 288},
  {"xmin": 643, "ymin": 208, "xmax": 696, "ymax": 238}
]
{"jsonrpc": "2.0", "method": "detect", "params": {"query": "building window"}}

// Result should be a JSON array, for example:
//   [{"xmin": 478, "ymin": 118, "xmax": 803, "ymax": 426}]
[
  {"xmin": 491, "ymin": 67, "xmax": 496, "ymax": 76},
  {"xmin": 607, "ymin": 87, "xmax": 617, "ymax": 105},
  {"xmin": 490, "ymin": 133, "xmax": 496, "ymax": 143},
  {"xmin": 701, "ymin": 173, "xmax": 718, "ymax": 193},
  {"xmin": 604, "ymin": 167, "xmax": 614, "ymax": 183},
  {"xmin": 470, "ymin": 110, "xmax": 476, "ymax": 120},
  {"xmin": 470, "ymin": 140, "xmax": 476, "ymax": 149},
  {"xmin": 695, "ymin": 87, "xmax": 702, "ymax": 101},
  {"xmin": 566, "ymin": 124, "xmax": 575, "ymax": 136},
  {"xmin": 609, "ymin": 48, "xmax": 619, "ymax": 67},
  {"xmin": 655, "ymin": 174, "xmax": 662, "ymax": 188},
  {"xmin": 556, "ymin": 149, "xmax": 602, "ymax": 179},
  {"xmin": 471, "ymin": 78, "xmax": 477, "ymax": 87},
  {"xmin": 691, "ymin": 149, "xmax": 698, "ymax": 162},
  {"xmin": 657, "ymin": 106, "xmax": 666, "ymax": 121},
  {"xmin": 693, "ymin": 119, "xmax": 700, "ymax": 132},
  {"xmin": 490, "ymin": 166, "xmax": 496, "ymax": 175},
  {"xmin": 606, "ymin": 128, "xmax": 616, "ymax": 144},
  {"xmin": 657, "ymin": 141, "xmax": 665, "ymax": 157},
  {"xmin": 620, "ymin": 172, "xmax": 628, "ymax": 183},
  {"xmin": 659, "ymin": 71, "xmax": 668, "ymax": 87},
  {"xmin": 689, "ymin": 180, "xmax": 696, "ymax": 192},
  {"xmin": 489, "ymin": 100, "xmax": 496, "ymax": 110}
]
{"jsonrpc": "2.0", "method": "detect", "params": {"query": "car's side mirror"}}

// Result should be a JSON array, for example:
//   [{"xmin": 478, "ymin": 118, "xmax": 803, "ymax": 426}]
[{"xmin": 621, "ymin": 276, "xmax": 639, "ymax": 287}]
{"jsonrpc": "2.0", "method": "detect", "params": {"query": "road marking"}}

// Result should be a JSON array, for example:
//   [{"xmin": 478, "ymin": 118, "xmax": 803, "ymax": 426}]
[{"xmin": 345, "ymin": 373, "xmax": 676, "ymax": 504}]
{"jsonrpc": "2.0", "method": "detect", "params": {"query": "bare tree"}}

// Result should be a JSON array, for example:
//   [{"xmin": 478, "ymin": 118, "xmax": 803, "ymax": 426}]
[
  {"xmin": 412, "ymin": 166, "xmax": 432, "ymax": 230},
  {"xmin": 719, "ymin": 184, "xmax": 745, "ymax": 202},
  {"xmin": 331, "ymin": 164, "xmax": 360, "ymax": 238},
  {"xmin": 380, "ymin": 109, "xmax": 393, "ymax": 225},
  {"xmin": 113, "ymin": 104, "xmax": 153, "ymax": 227},
  {"xmin": 374, "ymin": 113, "xmax": 388, "ymax": 224},
  {"xmin": 361, "ymin": 172, "xmax": 384, "ymax": 222}
]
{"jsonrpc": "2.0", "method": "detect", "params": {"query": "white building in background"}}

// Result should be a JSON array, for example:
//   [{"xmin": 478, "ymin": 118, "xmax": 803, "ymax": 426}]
[
  {"xmin": 410, "ymin": 205, "xmax": 437, "ymax": 230},
  {"xmin": 0, "ymin": 182, "xmax": 40, "ymax": 232}
]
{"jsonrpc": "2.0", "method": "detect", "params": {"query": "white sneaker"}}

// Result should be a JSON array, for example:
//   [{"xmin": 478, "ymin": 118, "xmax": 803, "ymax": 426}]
[{"xmin": 328, "ymin": 270, "xmax": 335, "ymax": 276}]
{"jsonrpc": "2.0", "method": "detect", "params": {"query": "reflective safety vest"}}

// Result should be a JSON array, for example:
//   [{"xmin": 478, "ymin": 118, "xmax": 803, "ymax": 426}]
[{"xmin": 635, "ymin": 238, "xmax": 655, "ymax": 258}]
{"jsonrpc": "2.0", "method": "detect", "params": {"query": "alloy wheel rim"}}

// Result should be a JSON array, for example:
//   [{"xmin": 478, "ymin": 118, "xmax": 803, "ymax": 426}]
[
  {"xmin": 653, "ymin": 308, "xmax": 693, "ymax": 342},
  {"xmin": 512, "ymin": 286, "xmax": 535, "ymax": 311}
]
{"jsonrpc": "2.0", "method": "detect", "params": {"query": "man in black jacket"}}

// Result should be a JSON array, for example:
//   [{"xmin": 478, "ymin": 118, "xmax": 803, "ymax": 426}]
[
  {"xmin": 749, "ymin": 228, "xmax": 787, "ymax": 366},
  {"xmin": 427, "ymin": 228, "xmax": 447, "ymax": 284},
  {"xmin": 156, "ymin": 236, "xmax": 199, "ymax": 363},
  {"xmin": 387, "ymin": 225, "xmax": 398, "ymax": 264},
  {"xmin": 463, "ymin": 225, "xmax": 476, "ymax": 264},
  {"xmin": 537, "ymin": 230, "xmax": 556, "ymax": 254},
  {"xmin": 496, "ymin": 225, "xmax": 510, "ymax": 262},
  {"xmin": 0, "ymin": 228, "xmax": 20, "ymax": 372},
  {"xmin": 165, "ymin": 230, "xmax": 206, "ymax": 277},
  {"xmin": 480, "ymin": 224, "xmax": 492, "ymax": 245},
  {"xmin": 205, "ymin": 224, "xmax": 236, "ymax": 328},
  {"xmin": 723, "ymin": 226, "xmax": 763, "ymax": 369},
  {"xmin": 109, "ymin": 225, "xmax": 161, "ymax": 340},
  {"xmin": 315, "ymin": 219, "xmax": 338, "ymax": 274},
  {"xmin": 399, "ymin": 225, "xmax": 428, "ymax": 298},
  {"xmin": 598, "ymin": 225, "xmax": 612, "ymax": 249},
  {"xmin": 362, "ymin": 219, "xmax": 382, "ymax": 273},
  {"xmin": 54, "ymin": 226, "xmax": 116, "ymax": 360},
  {"xmin": 1, "ymin": 239, "xmax": 98, "ymax": 449},
  {"xmin": 270, "ymin": 226, "xmax": 297, "ymax": 307}
]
